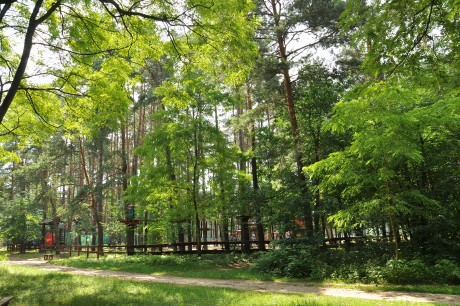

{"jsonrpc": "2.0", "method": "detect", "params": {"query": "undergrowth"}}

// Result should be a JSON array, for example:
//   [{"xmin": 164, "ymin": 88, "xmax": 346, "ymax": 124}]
[{"xmin": 251, "ymin": 238, "xmax": 460, "ymax": 285}]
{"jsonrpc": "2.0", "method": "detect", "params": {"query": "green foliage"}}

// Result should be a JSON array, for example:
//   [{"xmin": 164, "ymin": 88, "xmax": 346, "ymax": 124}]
[
  {"xmin": 252, "ymin": 237, "xmax": 325, "ymax": 278},
  {"xmin": 379, "ymin": 259, "xmax": 460, "ymax": 285},
  {"xmin": 306, "ymin": 76, "xmax": 460, "ymax": 249},
  {"xmin": 253, "ymin": 240, "xmax": 460, "ymax": 285},
  {"xmin": 340, "ymin": 0, "xmax": 460, "ymax": 77},
  {"xmin": 0, "ymin": 195, "xmax": 42, "ymax": 244}
]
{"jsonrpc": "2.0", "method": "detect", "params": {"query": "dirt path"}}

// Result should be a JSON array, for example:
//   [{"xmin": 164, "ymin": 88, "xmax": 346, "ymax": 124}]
[{"xmin": 5, "ymin": 257, "xmax": 460, "ymax": 305}]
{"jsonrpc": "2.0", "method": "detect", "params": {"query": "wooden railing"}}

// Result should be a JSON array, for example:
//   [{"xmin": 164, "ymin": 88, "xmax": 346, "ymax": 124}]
[{"xmin": 34, "ymin": 240, "xmax": 271, "ymax": 259}]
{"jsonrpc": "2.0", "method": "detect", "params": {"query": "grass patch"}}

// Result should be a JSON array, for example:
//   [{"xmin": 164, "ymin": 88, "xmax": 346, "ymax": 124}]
[
  {"xmin": 0, "ymin": 263, "xmax": 437, "ymax": 306},
  {"xmin": 48, "ymin": 253, "xmax": 460, "ymax": 296},
  {"xmin": 53, "ymin": 253, "xmax": 275, "ymax": 280},
  {"xmin": 8, "ymin": 252, "xmax": 460, "ymax": 297}
]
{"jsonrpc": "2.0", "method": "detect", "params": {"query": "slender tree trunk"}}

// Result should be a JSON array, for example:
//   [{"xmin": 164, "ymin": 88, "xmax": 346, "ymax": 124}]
[
  {"xmin": 95, "ymin": 130, "xmax": 105, "ymax": 254},
  {"xmin": 213, "ymin": 105, "xmax": 230, "ymax": 251},
  {"xmin": 247, "ymin": 83, "xmax": 265, "ymax": 251},
  {"xmin": 177, "ymin": 224, "xmax": 185, "ymax": 252},
  {"xmin": 221, "ymin": 185, "xmax": 230, "ymax": 252},
  {"xmin": 269, "ymin": 0, "xmax": 313, "ymax": 236},
  {"xmin": 237, "ymin": 104, "xmax": 251, "ymax": 253},
  {"xmin": 144, "ymin": 211, "xmax": 149, "ymax": 252},
  {"xmin": 163, "ymin": 104, "xmax": 182, "ymax": 249},
  {"xmin": 221, "ymin": 219, "xmax": 230, "ymax": 251},
  {"xmin": 313, "ymin": 136, "xmax": 321, "ymax": 234},
  {"xmin": 78, "ymin": 137, "xmax": 103, "ymax": 253},
  {"xmin": 10, "ymin": 162, "xmax": 15, "ymax": 201},
  {"xmin": 192, "ymin": 112, "xmax": 202, "ymax": 255},
  {"xmin": 386, "ymin": 179, "xmax": 399, "ymax": 259},
  {"xmin": 121, "ymin": 122, "xmax": 135, "ymax": 255}
]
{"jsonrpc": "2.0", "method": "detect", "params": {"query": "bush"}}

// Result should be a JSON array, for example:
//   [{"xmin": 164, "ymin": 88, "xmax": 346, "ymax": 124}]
[
  {"xmin": 252, "ymin": 237, "xmax": 326, "ymax": 278},
  {"xmin": 432, "ymin": 259, "xmax": 460, "ymax": 284},
  {"xmin": 380, "ymin": 259, "xmax": 431, "ymax": 284},
  {"xmin": 253, "ymin": 240, "xmax": 460, "ymax": 284},
  {"xmin": 379, "ymin": 259, "xmax": 460, "ymax": 285}
]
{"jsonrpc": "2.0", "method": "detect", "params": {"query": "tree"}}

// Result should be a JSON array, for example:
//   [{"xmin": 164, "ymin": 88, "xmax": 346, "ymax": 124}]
[
  {"xmin": 255, "ymin": 0, "xmax": 346, "ymax": 235},
  {"xmin": 341, "ymin": 0, "xmax": 460, "ymax": 78},
  {"xmin": 0, "ymin": 0, "xmax": 255, "ymax": 125},
  {"xmin": 307, "ymin": 77, "xmax": 460, "ymax": 258},
  {"xmin": 293, "ymin": 60, "xmax": 344, "ymax": 234}
]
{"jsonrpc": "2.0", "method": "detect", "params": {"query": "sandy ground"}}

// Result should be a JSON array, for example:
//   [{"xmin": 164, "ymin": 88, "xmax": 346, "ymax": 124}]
[{"xmin": 5, "ymin": 256, "xmax": 460, "ymax": 305}]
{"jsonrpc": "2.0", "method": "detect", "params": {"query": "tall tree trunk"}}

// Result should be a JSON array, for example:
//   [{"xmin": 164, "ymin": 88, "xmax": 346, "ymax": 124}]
[
  {"xmin": 237, "ymin": 104, "xmax": 251, "ymax": 253},
  {"xmin": 247, "ymin": 83, "xmax": 265, "ymax": 251},
  {"xmin": 386, "ymin": 179, "xmax": 399, "ymax": 259},
  {"xmin": 192, "ymin": 111, "xmax": 202, "ymax": 255},
  {"xmin": 214, "ymin": 105, "xmax": 230, "ymax": 251},
  {"xmin": 79, "ymin": 137, "xmax": 103, "ymax": 253},
  {"xmin": 269, "ymin": 0, "xmax": 313, "ymax": 236},
  {"xmin": 222, "ymin": 219, "xmax": 230, "ymax": 251},
  {"xmin": 313, "ymin": 136, "xmax": 321, "ymax": 234},
  {"xmin": 95, "ymin": 129, "xmax": 106, "ymax": 254},
  {"xmin": 121, "ymin": 122, "xmax": 135, "ymax": 255},
  {"xmin": 162, "ymin": 104, "xmax": 183, "ymax": 250}
]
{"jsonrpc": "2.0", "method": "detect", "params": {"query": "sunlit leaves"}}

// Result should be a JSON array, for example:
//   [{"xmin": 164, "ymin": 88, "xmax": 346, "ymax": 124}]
[
  {"xmin": 306, "ymin": 75, "xmax": 459, "ymax": 229},
  {"xmin": 186, "ymin": 0, "xmax": 258, "ymax": 85},
  {"xmin": 1, "ymin": 86, "xmax": 63, "ymax": 146},
  {"xmin": 341, "ymin": 0, "xmax": 460, "ymax": 77}
]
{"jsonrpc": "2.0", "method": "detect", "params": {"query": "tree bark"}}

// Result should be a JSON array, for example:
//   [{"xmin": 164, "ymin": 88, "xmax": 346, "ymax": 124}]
[
  {"xmin": 192, "ymin": 110, "xmax": 202, "ymax": 255},
  {"xmin": 269, "ymin": 0, "xmax": 313, "ymax": 236},
  {"xmin": 0, "ymin": 0, "xmax": 61, "ymax": 122},
  {"xmin": 95, "ymin": 129, "xmax": 106, "ymax": 254},
  {"xmin": 386, "ymin": 179, "xmax": 399, "ymax": 259},
  {"xmin": 78, "ymin": 137, "xmax": 103, "ymax": 253},
  {"xmin": 237, "ymin": 104, "xmax": 251, "ymax": 253},
  {"xmin": 247, "ymin": 83, "xmax": 265, "ymax": 250},
  {"xmin": 121, "ymin": 122, "xmax": 135, "ymax": 255}
]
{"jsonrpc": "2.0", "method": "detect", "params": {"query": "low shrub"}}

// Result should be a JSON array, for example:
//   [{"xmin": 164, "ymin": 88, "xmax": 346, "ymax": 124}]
[
  {"xmin": 253, "ymin": 239, "xmax": 460, "ymax": 285},
  {"xmin": 380, "ymin": 259, "xmax": 431, "ymax": 284},
  {"xmin": 433, "ymin": 259, "xmax": 460, "ymax": 284},
  {"xmin": 252, "ymin": 237, "xmax": 327, "ymax": 278},
  {"xmin": 379, "ymin": 259, "xmax": 460, "ymax": 285}
]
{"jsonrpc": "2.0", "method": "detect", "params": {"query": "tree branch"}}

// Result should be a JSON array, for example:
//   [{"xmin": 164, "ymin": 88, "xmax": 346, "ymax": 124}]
[
  {"xmin": 0, "ymin": 0, "xmax": 60, "ymax": 123},
  {"xmin": 24, "ymin": 89, "xmax": 60, "ymax": 128}
]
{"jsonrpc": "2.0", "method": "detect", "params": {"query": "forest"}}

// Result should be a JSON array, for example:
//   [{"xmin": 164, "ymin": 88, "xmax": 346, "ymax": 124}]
[{"xmin": 0, "ymin": 0, "xmax": 459, "ymax": 282}]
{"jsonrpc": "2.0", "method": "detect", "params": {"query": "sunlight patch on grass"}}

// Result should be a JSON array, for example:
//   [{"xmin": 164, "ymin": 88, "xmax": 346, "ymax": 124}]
[{"xmin": 124, "ymin": 283, "xmax": 151, "ymax": 295}]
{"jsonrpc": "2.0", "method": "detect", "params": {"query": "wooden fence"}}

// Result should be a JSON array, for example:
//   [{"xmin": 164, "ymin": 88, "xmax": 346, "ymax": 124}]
[
  {"xmin": 7, "ymin": 236, "xmax": 363, "ymax": 258},
  {"xmin": 6, "ymin": 240, "xmax": 271, "ymax": 259}
]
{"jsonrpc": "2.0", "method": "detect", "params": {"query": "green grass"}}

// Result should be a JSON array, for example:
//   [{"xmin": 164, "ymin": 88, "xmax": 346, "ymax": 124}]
[
  {"xmin": 0, "ymin": 263, "xmax": 439, "ymax": 306},
  {"xmin": 6, "ymin": 252, "xmax": 460, "ymax": 300},
  {"xmin": 49, "ymin": 253, "xmax": 460, "ymax": 296},
  {"xmin": 53, "ymin": 253, "xmax": 275, "ymax": 280}
]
